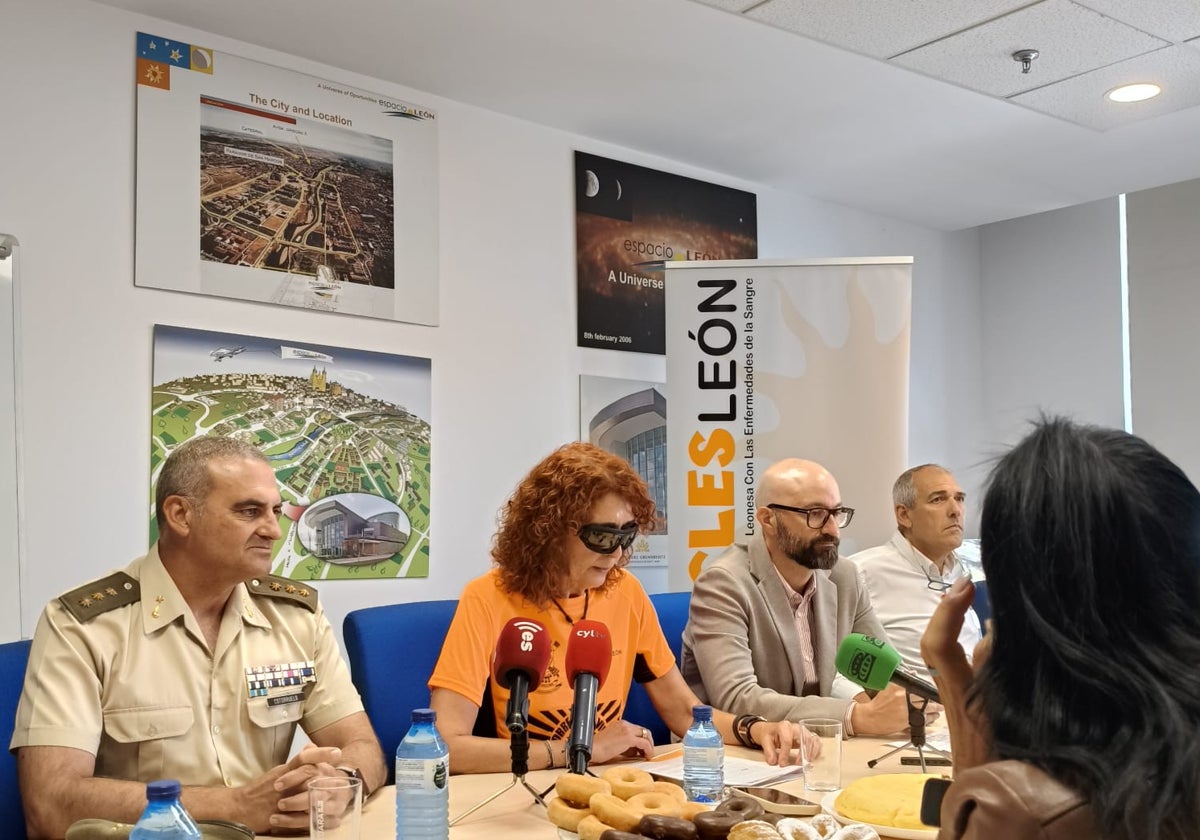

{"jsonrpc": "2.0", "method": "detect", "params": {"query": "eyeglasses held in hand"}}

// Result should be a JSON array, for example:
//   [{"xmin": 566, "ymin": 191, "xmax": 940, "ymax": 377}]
[
  {"xmin": 577, "ymin": 521, "xmax": 638, "ymax": 554},
  {"xmin": 766, "ymin": 504, "xmax": 855, "ymax": 529}
]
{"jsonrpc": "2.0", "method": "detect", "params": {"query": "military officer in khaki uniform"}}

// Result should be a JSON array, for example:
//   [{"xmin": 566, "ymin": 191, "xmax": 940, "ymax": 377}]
[{"xmin": 11, "ymin": 437, "xmax": 385, "ymax": 838}]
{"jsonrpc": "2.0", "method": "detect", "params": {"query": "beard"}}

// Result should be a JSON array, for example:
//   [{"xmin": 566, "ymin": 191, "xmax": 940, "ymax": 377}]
[{"xmin": 779, "ymin": 527, "xmax": 840, "ymax": 570}]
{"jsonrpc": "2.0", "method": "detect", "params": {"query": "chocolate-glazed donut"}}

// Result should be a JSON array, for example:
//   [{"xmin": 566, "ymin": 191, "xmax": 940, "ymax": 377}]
[{"xmin": 637, "ymin": 814, "xmax": 700, "ymax": 840}]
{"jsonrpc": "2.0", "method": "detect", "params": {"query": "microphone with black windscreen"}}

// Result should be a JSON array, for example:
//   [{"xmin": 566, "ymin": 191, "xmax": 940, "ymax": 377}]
[
  {"xmin": 834, "ymin": 633, "xmax": 940, "ymax": 703},
  {"xmin": 492, "ymin": 617, "xmax": 552, "ymax": 735},
  {"xmin": 565, "ymin": 619, "xmax": 612, "ymax": 774}
]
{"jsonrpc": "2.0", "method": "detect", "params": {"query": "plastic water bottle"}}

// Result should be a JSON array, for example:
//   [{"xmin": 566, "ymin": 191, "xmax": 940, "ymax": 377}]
[
  {"xmin": 395, "ymin": 707, "xmax": 449, "ymax": 840},
  {"xmin": 129, "ymin": 779, "xmax": 202, "ymax": 839},
  {"xmin": 682, "ymin": 704, "xmax": 724, "ymax": 802}
]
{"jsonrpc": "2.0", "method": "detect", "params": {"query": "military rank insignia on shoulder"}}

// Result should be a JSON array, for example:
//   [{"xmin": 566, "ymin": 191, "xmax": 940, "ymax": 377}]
[
  {"xmin": 248, "ymin": 575, "xmax": 318, "ymax": 612},
  {"xmin": 59, "ymin": 572, "xmax": 140, "ymax": 623}
]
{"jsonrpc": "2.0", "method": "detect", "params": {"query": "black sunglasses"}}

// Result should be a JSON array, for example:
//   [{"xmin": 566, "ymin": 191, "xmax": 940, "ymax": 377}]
[{"xmin": 577, "ymin": 521, "xmax": 638, "ymax": 554}]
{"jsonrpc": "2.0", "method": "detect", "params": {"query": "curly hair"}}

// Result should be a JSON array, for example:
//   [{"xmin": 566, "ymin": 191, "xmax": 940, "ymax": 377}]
[
  {"xmin": 493, "ymin": 442, "xmax": 657, "ymax": 605},
  {"xmin": 975, "ymin": 416, "xmax": 1200, "ymax": 840}
]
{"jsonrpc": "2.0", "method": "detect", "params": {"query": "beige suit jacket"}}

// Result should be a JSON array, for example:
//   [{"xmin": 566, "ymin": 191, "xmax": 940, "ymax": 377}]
[{"xmin": 680, "ymin": 534, "xmax": 885, "ymax": 722}]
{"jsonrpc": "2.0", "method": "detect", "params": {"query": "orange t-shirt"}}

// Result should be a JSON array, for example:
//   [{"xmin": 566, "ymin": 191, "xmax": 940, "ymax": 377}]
[{"xmin": 429, "ymin": 569, "xmax": 675, "ymax": 740}]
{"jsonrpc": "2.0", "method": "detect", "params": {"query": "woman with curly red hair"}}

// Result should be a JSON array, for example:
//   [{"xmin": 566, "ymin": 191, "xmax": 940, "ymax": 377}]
[{"xmin": 430, "ymin": 441, "xmax": 814, "ymax": 774}]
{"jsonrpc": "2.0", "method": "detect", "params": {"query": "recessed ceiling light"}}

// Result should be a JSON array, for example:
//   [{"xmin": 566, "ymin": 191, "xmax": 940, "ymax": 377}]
[{"xmin": 1106, "ymin": 83, "xmax": 1161, "ymax": 103}]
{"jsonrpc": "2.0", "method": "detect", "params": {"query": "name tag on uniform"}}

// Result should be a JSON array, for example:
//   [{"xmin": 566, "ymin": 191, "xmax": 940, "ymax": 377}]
[
  {"xmin": 268, "ymin": 692, "xmax": 306, "ymax": 707},
  {"xmin": 245, "ymin": 661, "xmax": 316, "ymax": 699}
]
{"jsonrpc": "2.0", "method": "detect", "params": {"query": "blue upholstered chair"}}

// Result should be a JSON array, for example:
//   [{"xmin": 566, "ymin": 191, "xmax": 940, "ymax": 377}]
[
  {"xmin": 972, "ymin": 579, "xmax": 992, "ymax": 633},
  {"xmin": 0, "ymin": 639, "xmax": 32, "ymax": 840},
  {"xmin": 623, "ymin": 591, "xmax": 691, "ymax": 745},
  {"xmin": 343, "ymin": 600, "xmax": 494, "ymax": 784}
]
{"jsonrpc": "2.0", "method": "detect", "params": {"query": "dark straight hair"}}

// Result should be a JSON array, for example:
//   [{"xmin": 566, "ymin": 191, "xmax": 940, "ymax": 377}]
[{"xmin": 976, "ymin": 417, "xmax": 1200, "ymax": 840}]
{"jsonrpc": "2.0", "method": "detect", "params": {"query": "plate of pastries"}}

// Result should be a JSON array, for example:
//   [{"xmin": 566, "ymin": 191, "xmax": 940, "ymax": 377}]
[
  {"xmin": 548, "ymin": 767, "xmax": 882, "ymax": 840},
  {"xmin": 821, "ymin": 774, "xmax": 939, "ymax": 840}
]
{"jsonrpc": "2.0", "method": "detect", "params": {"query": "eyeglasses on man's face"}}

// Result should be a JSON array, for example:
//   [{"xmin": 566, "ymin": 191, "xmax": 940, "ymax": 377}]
[
  {"xmin": 577, "ymin": 521, "xmax": 638, "ymax": 554},
  {"xmin": 766, "ymin": 503, "xmax": 855, "ymax": 529}
]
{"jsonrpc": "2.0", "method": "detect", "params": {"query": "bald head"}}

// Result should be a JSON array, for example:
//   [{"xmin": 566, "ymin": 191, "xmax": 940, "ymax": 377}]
[
  {"xmin": 754, "ymin": 458, "xmax": 846, "ymax": 579},
  {"xmin": 754, "ymin": 459, "xmax": 840, "ymax": 509}
]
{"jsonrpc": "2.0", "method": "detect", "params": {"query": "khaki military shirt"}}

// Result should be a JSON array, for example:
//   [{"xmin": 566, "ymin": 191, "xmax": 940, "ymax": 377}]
[{"xmin": 10, "ymin": 545, "xmax": 364, "ymax": 786}]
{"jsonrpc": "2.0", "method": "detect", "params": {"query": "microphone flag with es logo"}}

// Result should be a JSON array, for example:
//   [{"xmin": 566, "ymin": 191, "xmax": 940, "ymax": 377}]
[
  {"xmin": 565, "ymin": 619, "xmax": 612, "ymax": 774},
  {"xmin": 834, "ymin": 632, "xmax": 940, "ymax": 703},
  {"xmin": 492, "ymin": 617, "xmax": 551, "ymax": 734}
]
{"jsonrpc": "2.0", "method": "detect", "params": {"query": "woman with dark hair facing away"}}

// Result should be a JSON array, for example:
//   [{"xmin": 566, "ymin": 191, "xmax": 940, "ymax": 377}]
[
  {"xmin": 921, "ymin": 417, "xmax": 1200, "ymax": 839},
  {"xmin": 429, "ymin": 441, "xmax": 817, "ymax": 773}
]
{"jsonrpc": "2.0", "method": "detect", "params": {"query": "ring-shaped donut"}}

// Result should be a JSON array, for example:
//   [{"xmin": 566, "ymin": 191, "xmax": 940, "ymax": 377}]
[
  {"xmin": 637, "ymin": 813, "xmax": 700, "ymax": 840},
  {"xmin": 729, "ymin": 819, "xmax": 786, "ymax": 840},
  {"xmin": 627, "ymin": 791, "xmax": 683, "ymax": 819},
  {"xmin": 547, "ymin": 796, "xmax": 593, "ymax": 832},
  {"xmin": 556, "ymin": 773, "xmax": 613, "ymax": 808},
  {"xmin": 589, "ymin": 792, "xmax": 644, "ymax": 832},
  {"xmin": 692, "ymin": 809, "xmax": 742, "ymax": 840},
  {"xmin": 601, "ymin": 766, "xmax": 655, "ymax": 800},
  {"xmin": 578, "ymin": 814, "xmax": 621, "ymax": 840},
  {"xmin": 716, "ymin": 796, "xmax": 766, "ymax": 822},
  {"xmin": 650, "ymin": 781, "xmax": 688, "ymax": 803}
]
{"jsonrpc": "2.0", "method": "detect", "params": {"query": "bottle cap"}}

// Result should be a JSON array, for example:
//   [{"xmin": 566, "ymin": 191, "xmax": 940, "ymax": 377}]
[
  {"xmin": 692, "ymin": 704, "xmax": 713, "ymax": 722},
  {"xmin": 412, "ymin": 708, "xmax": 436, "ymax": 723},
  {"xmin": 146, "ymin": 779, "xmax": 182, "ymax": 798}
]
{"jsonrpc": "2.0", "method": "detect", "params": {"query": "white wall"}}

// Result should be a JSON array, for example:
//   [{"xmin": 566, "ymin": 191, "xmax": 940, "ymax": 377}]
[
  {"xmin": 1126, "ymin": 177, "xmax": 1200, "ymax": 482},
  {"xmin": 978, "ymin": 198, "xmax": 1126, "ymax": 468},
  {"xmin": 0, "ymin": 0, "xmax": 984, "ymax": 640}
]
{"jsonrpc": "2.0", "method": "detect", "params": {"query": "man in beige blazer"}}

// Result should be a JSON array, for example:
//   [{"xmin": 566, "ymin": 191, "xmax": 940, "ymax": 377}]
[{"xmin": 680, "ymin": 458, "xmax": 915, "ymax": 736}]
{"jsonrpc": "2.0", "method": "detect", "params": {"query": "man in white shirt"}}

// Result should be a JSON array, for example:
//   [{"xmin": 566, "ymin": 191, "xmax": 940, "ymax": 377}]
[{"xmin": 851, "ymin": 464, "xmax": 982, "ymax": 682}]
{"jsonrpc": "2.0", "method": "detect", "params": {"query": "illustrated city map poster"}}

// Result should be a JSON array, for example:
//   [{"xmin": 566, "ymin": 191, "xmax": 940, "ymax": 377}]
[
  {"xmin": 134, "ymin": 32, "xmax": 439, "ymax": 323},
  {"xmin": 151, "ymin": 325, "xmax": 432, "ymax": 581}
]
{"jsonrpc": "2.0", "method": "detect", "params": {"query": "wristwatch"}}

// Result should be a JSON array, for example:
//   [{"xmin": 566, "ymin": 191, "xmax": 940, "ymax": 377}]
[{"xmin": 336, "ymin": 764, "xmax": 368, "ymax": 795}]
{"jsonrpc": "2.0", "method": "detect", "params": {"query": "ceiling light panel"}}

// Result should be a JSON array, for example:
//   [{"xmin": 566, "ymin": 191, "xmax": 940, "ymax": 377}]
[
  {"xmin": 892, "ymin": 0, "xmax": 1168, "ymax": 98},
  {"xmin": 745, "ymin": 0, "xmax": 1029, "ymax": 59},
  {"xmin": 1012, "ymin": 44, "xmax": 1200, "ymax": 129}
]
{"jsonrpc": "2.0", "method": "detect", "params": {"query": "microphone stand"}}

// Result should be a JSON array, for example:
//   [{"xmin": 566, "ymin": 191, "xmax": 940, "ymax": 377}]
[
  {"xmin": 450, "ymin": 725, "xmax": 547, "ymax": 826},
  {"xmin": 866, "ymin": 692, "xmax": 953, "ymax": 771}
]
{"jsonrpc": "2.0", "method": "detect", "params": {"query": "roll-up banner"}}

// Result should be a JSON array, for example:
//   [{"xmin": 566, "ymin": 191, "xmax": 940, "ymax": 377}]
[{"xmin": 664, "ymin": 258, "xmax": 912, "ymax": 589}]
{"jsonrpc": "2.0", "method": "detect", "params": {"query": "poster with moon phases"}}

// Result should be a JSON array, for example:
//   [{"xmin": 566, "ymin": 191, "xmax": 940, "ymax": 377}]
[{"xmin": 574, "ymin": 151, "xmax": 757, "ymax": 355}]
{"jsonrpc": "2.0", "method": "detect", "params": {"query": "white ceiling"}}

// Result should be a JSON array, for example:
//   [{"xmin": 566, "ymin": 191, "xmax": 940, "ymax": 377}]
[{"xmin": 94, "ymin": 0, "xmax": 1200, "ymax": 230}]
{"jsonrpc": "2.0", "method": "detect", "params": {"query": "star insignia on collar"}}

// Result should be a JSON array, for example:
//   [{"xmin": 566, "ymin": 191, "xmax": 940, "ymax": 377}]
[
  {"xmin": 285, "ymin": 585, "xmax": 297, "ymax": 594},
  {"xmin": 270, "ymin": 581, "xmax": 282, "ymax": 591}
]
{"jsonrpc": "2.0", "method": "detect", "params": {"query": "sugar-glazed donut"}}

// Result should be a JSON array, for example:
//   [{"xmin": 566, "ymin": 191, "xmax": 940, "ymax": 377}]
[
  {"xmin": 678, "ymin": 800, "xmax": 714, "ymax": 821},
  {"xmin": 626, "ymin": 791, "xmax": 683, "ymax": 819},
  {"xmin": 556, "ymin": 773, "xmax": 613, "ymax": 807},
  {"xmin": 547, "ymin": 795, "xmax": 593, "ymax": 832},
  {"xmin": 728, "ymin": 819, "xmax": 784, "ymax": 840},
  {"xmin": 602, "ymin": 766, "xmax": 655, "ymax": 800},
  {"xmin": 589, "ymin": 792, "xmax": 644, "ymax": 832},
  {"xmin": 578, "ymin": 814, "xmax": 620, "ymax": 840}
]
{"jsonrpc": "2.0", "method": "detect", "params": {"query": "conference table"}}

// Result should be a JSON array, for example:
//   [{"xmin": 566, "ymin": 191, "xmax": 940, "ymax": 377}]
[{"xmin": 359, "ymin": 734, "xmax": 951, "ymax": 838}]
